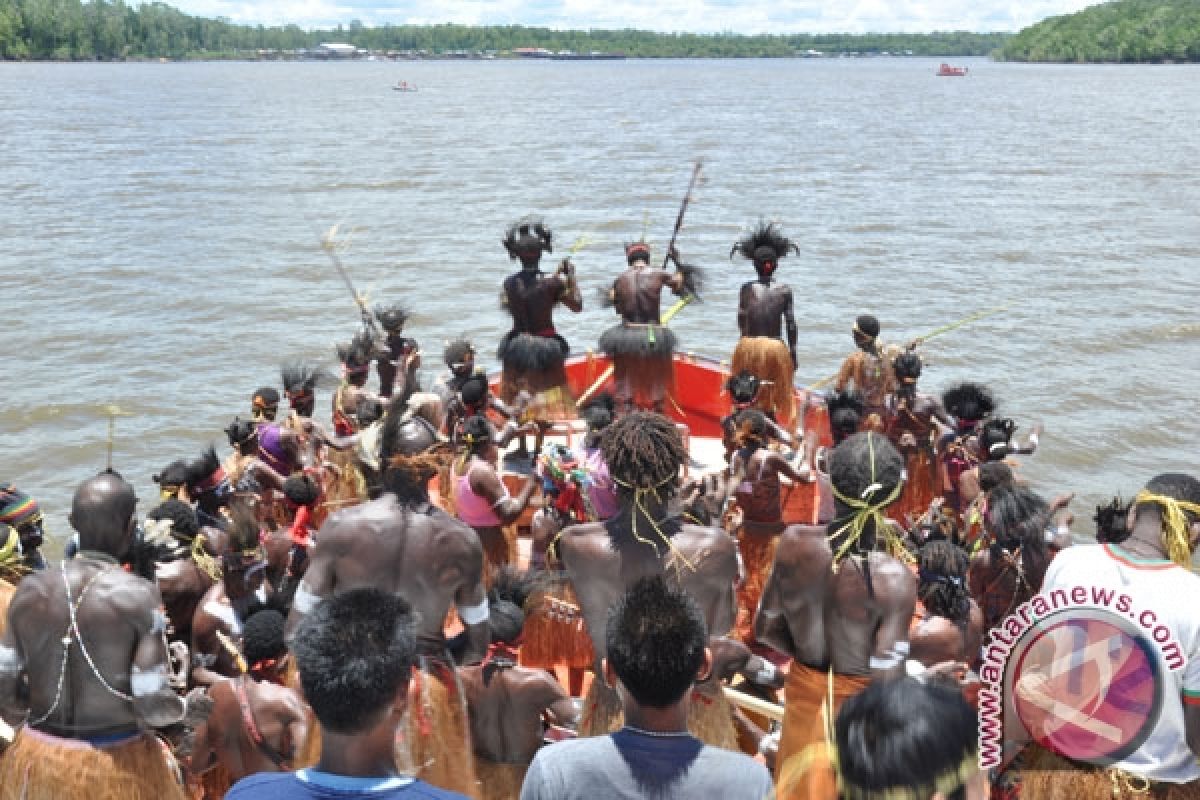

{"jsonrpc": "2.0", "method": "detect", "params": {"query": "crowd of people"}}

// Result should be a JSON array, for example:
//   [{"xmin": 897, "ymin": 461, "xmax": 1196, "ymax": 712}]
[{"xmin": 2, "ymin": 214, "xmax": 1199, "ymax": 800}]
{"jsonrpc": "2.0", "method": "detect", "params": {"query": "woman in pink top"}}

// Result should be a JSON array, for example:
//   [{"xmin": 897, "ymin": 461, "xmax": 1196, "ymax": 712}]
[{"xmin": 453, "ymin": 415, "xmax": 537, "ymax": 586}]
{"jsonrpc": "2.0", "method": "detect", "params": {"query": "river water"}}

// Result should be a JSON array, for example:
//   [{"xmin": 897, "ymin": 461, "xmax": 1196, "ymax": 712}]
[{"xmin": 2, "ymin": 57, "xmax": 1197, "ymax": 542}]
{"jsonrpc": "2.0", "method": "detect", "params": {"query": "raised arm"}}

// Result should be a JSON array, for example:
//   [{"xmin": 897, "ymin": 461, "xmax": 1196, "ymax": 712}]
[{"xmin": 556, "ymin": 261, "xmax": 583, "ymax": 313}]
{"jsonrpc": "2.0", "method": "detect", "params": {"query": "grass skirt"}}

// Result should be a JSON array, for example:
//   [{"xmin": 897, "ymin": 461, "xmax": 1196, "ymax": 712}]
[
  {"xmin": 0, "ymin": 728, "xmax": 186, "ymax": 800},
  {"xmin": 499, "ymin": 333, "xmax": 570, "ymax": 404},
  {"xmin": 580, "ymin": 679, "xmax": 738, "ymax": 750},
  {"xmin": 599, "ymin": 323, "xmax": 678, "ymax": 408},
  {"xmin": 1020, "ymin": 744, "xmax": 1200, "ymax": 800},
  {"xmin": 475, "ymin": 758, "xmax": 528, "ymax": 800},
  {"xmin": 477, "ymin": 524, "xmax": 518, "ymax": 591},
  {"xmin": 734, "ymin": 522, "xmax": 782, "ymax": 644},
  {"xmin": 398, "ymin": 656, "xmax": 480, "ymax": 799},
  {"xmin": 731, "ymin": 336, "xmax": 796, "ymax": 428},
  {"xmin": 519, "ymin": 576, "xmax": 595, "ymax": 670},
  {"xmin": 894, "ymin": 447, "xmax": 938, "ymax": 525},
  {"xmin": 776, "ymin": 663, "xmax": 870, "ymax": 797},
  {"xmin": 196, "ymin": 762, "xmax": 232, "ymax": 799}
]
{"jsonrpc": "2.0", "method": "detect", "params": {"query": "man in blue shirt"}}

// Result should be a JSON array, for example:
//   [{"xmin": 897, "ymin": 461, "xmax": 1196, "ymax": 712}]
[
  {"xmin": 520, "ymin": 576, "xmax": 775, "ymax": 800},
  {"xmin": 227, "ymin": 589, "xmax": 468, "ymax": 799}
]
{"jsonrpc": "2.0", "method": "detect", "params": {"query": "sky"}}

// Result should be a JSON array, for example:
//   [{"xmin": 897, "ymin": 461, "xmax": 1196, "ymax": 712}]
[{"xmin": 165, "ymin": 0, "xmax": 1101, "ymax": 35}]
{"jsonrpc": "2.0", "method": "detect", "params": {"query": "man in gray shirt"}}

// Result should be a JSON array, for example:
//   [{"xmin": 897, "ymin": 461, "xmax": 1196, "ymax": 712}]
[{"xmin": 520, "ymin": 576, "xmax": 775, "ymax": 800}]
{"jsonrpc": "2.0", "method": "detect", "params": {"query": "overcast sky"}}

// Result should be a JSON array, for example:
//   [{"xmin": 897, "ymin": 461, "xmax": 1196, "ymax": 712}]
[{"xmin": 167, "ymin": 0, "xmax": 1100, "ymax": 34}]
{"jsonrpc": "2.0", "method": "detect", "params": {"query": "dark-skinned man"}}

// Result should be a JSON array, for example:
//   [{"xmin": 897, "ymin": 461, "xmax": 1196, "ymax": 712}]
[
  {"xmin": 729, "ymin": 221, "xmax": 801, "ymax": 429},
  {"xmin": 286, "ymin": 405, "xmax": 488, "ymax": 797},
  {"xmin": 756, "ymin": 432, "xmax": 917, "ymax": 800},
  {"xmin": 558, "ymin": 412, "xmax": 740, "ymax": 749},
  {"xmin": 0, "ymin": 471, "xmax": 187, "ymax": 800}
]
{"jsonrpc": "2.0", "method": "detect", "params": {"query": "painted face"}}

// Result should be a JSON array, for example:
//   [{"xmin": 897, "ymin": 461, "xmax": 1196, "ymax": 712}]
[{"xmin": 287, "ymin": 390, "xmax": 315, "ymax": 417}]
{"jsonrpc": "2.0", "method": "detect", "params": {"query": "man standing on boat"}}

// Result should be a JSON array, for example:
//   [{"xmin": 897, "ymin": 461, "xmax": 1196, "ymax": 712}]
[
  {"xmin": 599, "ymin": 241, "xmax": 698, "ymax": 414},
  {"xmin": 756, "ymin": 432, "xmax": 917, "ymax": 800},
  {"xmin": 558, "ymin": 412, "xmax": 740, "ymax": 749},
  {"xmin": 730, "ymin": 221, "xmax": 800, "ymax": 429},
  {"xmin": 285, "ymin": 406, "xmax": 487, "ymax": 797},
  {"xmin": 498, "ymin": 217, "xmax": 583, "ymax": 449},
  {"xmin": 834, "ymin": 315, "xmax": 904, "ymax": 431}
]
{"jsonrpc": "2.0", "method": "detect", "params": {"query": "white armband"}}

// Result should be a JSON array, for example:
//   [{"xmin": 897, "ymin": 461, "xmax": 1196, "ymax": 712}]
[
  {"xmin": 149, "ymin": 608, "xmax": 169, "ymax": 636},
  {"xmin": 869, "ymin": 640, "xmax": 910, "ymax": 671},
  {"xmin": 131, "ymin": 664, "xmax": 169, "ymax": 697},
  {"xmin": 292, "ymin": 581, "xmax": 321, "ymax": 615},
  {"xmin": 457, "ymin": 597, "xmax": 490, "ymax": 626},
  {"xmin": 752, "ymin": 661, "xmax": 778, "ymax": 686},
  {"xmin": 905, "ymin": 659, "xmax": 927, "ymax": 677},
  {"xmin": 0, "ymin": 643, "xmax": 22, "ymax": 678}
]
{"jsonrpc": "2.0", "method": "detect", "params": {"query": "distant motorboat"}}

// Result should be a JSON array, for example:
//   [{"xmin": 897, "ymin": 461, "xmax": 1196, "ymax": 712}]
[
  {"xmin": 937, "ymin": 63, "xmax": 968, "ymax": 77},
  {"xmin": 393, "ymin": 81, "xmax": 418, "ymax": 92}
]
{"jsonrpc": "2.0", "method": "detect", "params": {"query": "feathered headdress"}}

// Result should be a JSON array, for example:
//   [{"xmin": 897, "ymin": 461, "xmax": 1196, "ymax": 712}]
[
  {"xmin": 624, "ymin": 240, "xmax": 651, "ymax": 264},
  {"xmin": 941, "ymin": 382, "xmax": 995, "ymax": 427},
  {"xmin": 281, "ymin": 362, "xmax": 335, "ymax": 395},
  {"xmin": 336, "ymin": 332, "xmax": 375, "ymax": 371},
  {"xmin": 729, "ymin": 221, "xmax": 800, "ymax": 264},
  {"xmin": 374, "ymin": 304, "xmax": 410, "ymax": 334},
  {"xmin": 503, "ymin": 216, "xmax": 553, "ymax": 259},
  {"xmin": 185, "ymin": 446, "xmax": 225, "ymax": 494}
]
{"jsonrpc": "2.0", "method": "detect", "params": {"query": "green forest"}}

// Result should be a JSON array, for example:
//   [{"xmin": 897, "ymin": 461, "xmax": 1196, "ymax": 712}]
[
  {"xmin": 0, "ymin": 0, "xmax": 1009, "ymax": 60},
  {"xmin": 997, "ymin": 0, "xmax": 1200, "ymax": 62}
]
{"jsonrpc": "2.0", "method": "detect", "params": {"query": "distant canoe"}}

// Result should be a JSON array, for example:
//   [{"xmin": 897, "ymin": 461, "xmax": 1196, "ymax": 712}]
[
  {"xmin": 392, "ymin": 83, "xmax": 418, "ymax": 92},
  {"xmin": 937, "ymin": 63, "xmax": 968, "ymax": 77}
]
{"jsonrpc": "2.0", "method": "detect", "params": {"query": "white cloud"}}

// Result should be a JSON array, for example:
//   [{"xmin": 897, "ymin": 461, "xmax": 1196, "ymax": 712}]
[{"xmin": 164, "ymin": 0, "xmax": 1102, "ymax": 34}]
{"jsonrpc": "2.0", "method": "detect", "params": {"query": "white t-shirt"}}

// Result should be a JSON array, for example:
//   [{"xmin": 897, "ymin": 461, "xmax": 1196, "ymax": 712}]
[{"xmin": 1041, "ymin": 543, "xmax": 1200, "ymax": 783}]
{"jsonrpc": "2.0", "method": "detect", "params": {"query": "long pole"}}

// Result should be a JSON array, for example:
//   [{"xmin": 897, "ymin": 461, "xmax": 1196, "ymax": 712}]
[
  {"xmin": 320, "ymin": 224, "xmax": 382, "ymax": 338},
  {"xmin": 660, "ymin": 160, "xmax": 704, "ymax": 272}
]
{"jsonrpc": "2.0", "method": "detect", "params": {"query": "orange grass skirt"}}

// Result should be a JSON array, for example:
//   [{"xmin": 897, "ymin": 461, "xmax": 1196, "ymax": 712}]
[
  {"xmin": 519, "ymin": 577, "xmax": 595, "ymax": 670},
  {"xmin": 0, "ymin": 728, "xmax": 185, "ymax": 800},
  {"xmin": 397, "ymin": 660, "xmax": 479, "ymax": 799},
  {"xmin": 734, "ymin": 524, "xmax": 781, "ymax": 645},
  {"xmin": 1020, "ymin": 743, "xmax": 1200, "ymax": 800},
  {"xmin": 475, "ymin": 758, "xmax": 528, "ymax": 800},
  {"xmin": 731, "ymin": 336, "xmax": 796, "ymax": 429},
  {"xmin": 580, "ymin": 678, "xmax": 738, "ymax": 750},
  {"xmin": 776, "ymin": 663, "xmax": 870, "ymax": 799}
]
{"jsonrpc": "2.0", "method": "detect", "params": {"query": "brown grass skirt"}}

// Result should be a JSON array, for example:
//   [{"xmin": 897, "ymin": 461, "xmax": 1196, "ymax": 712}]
[
  {"xmin": 399, "ymin": 660, "xmax": 480, "ymax": 799},
  {"xmin": 734, "ymin": 524, "xmax": 781, "ymax": 645},
  {"xmin": 579, "ymin": 679, "xmax": 738, "ymax": 750},
  {"xmin": 0, "ymin": 728, "xmax": 186, "ymax": 800},
  {"xmin": 196, "ymin": 762, "xmax": 232, "ymax": 800},
  {"xmin": 1020, "ymin": 743, "xmax": 1200, "ymax": 800},
  {"xmin": 475, "ymin": 758, "xmax": 528, "ymax": 800},
  {"xmin": 477, "ymin": 524, "xmax": 518, "ymax": 591},
  {"xmin": 731, "ymin": 336, "xmax": 796, "ymax": 428},
  {"xmin": 519, "ymin": 577, "xmax": 595, "ymax": 670},
  {"xmin": 776, "ymin": 663, "xmax": 870, "ymax": 795},
  {"xmin": 599, "ymin": 323, "xmax": 677, "ymax": 408},
  {"xmin": 894, "ymin": 448, "xmax": 938, "ymax": 525}
]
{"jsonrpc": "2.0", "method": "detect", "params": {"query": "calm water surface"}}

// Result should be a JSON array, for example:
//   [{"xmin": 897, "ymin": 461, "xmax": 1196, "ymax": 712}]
[{"xmin": 2, "ymin": 57, "xmax": 1198, "ymax": 541}]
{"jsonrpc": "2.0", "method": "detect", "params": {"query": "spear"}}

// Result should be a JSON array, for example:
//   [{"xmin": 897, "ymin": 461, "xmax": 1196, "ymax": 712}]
[
  {"xmin": 661, "ymin": 159, "xmax": 704, "ymax": 273},
  {"xmin": 320, "ymin": 224, "xmax": 382, "ymax": 339},
  {"xmin": 808, "ymin": 304, "xmax": 1011, "ymax": 392}
]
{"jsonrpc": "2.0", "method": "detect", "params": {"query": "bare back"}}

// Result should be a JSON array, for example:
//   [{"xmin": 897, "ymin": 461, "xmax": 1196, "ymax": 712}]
[
  {"xmin": 738, "ymin": 281, "xmax": 794, "ymax": 339},
  {"xmin": 458, "ymin": 664, "xmax": 572, "ymax": 763},
  {"xmin": 291, "ymin": 495, "xmax": 485, "ymax": 650},
  {"xmin": 4, "ymin": 561, "xmax": 165, "ymax": 735},
  {"xmin": 612, "ymin": 267, "xmax": 680, "ymax": 325},
  {"xmin": 504, "ymin": 271, "xmax": 568, "ymax": 333},
  {"xmin": 194, "ymin": 676, "xmax": 308, "ymax": 781},
  {"xmin": 756, "ymin": 524, "xmax": 916, "ymax": 679},
  {"xmin": 559, "ymin": 517, "xmax": 737, "ymax": 671}
]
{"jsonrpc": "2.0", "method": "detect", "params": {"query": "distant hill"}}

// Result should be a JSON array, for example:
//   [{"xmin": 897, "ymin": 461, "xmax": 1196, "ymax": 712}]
[
  {"xmin": 0, "ymin": 0, "xmax": 1010, "ymax": 61},
  {"xmin": 997, "ymin": 0, "xmax": 1200, "ymax": 62}
]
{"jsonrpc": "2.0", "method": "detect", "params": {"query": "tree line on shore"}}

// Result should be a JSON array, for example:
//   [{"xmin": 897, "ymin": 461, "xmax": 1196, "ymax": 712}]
[
  {"xmin": 996, "ymin": 0, "xmax": 1200, "ymax": 62},
  {"xmin": 0, "ymin": 0, "xmax": 1010, "ymax": 61}
]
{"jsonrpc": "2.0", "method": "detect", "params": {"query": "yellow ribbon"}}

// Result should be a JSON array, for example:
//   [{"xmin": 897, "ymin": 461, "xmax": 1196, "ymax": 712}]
[
  {"xmin": 611, "ymin": 474, "xmax": 697, "ymax": 577},
  {"xmin": 1133, "ymin": 490, "xmax": 1200, "ymax": 569},
  {"xmin": 0, "ymin": 526, "xmax": 21, "ymax": 568},
  {"xmin": 827, "ymin": 433, "xmax": 911, "ymax": 567}
]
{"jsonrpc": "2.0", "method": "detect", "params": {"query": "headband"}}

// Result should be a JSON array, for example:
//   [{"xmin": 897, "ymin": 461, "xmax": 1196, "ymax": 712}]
[
  {"xmin": 828, "ymin": 434, "xmax": 909, "ymax": 567},
  {"xmin": 192, "ymin": 467, "xmax": 227, "ymax": 494},
  {"xmin": 1134, "ymin": 489, "xmax": 1200, "ymax": 568}
]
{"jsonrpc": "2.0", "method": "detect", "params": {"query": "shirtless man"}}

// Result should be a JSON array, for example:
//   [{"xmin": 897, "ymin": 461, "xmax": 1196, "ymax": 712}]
[
  {"xmin": 190, "ymin": 506, "xmax": 269, "ymax": 687},
  {"xmin": 0, "ymin": 472, "xmax": 186, "ymax": 800},
  {"xmin": 884, "ymin": 352, "xmax": 953, "ymax": 525},
  {"xmin": 728, "ymin": 410, "xmax": 811, "ymax": 644},
  {"xmin": 459, "ymin": 573, "xmax": 578, "ymax": 800},
  {"xmin": 191, "ymin": 610, "xmax": 309, "ymax": 795},
  {"xmin": 730, "ymin": 221, "xmax": 800, "ymax": 428},
  {"xmin": 834, "ymin": 315, "xmax": 905, "ymax": 431},
  {"xmin": 909, "ymin": 540, "xmax": 984, "ymax": 671},
  {"xmin": 143, "ymin": 498, "xmax": 223, "ymax": 648},
  {"xmin": 373, "ymin": 304, "xmax": 421, "ymax": 402},
  {"xmin": 756, "ymin": 432, "xmax": 917, "ymax": 799},
  {"xmin": 497, "ymin": 217, "xmax": 583, "ymax": 448},
  {"xmin": 332, "ymin": 331, "xmax": 379, "ymax": 436},
  {"xmin": 558, "ymin": 412, "xmax": 740, "ymax": 748},
  {"xmin": 285, "ymin": 406, "xmax": 488, "ymax": 797},
  {"xmin": 432, "ymin": 338, "xmax": 477, "ymax": 414},
  {"xmin": 599, "ymin": 242, "xmax": 695, "ymax": 413}
]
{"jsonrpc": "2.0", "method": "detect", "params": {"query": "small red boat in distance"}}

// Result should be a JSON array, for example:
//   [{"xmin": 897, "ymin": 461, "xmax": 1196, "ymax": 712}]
[{"xmin": 937, "ymin": 63, "xmax": 968, "ymax": 76}]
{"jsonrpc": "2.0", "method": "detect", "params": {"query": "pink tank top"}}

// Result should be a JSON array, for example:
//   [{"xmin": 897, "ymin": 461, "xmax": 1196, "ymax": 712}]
[
  {"xmin": 455, "ymin": 466, "xmax": 508, "ymax": 528},
  {"xmin": 580, "ymin": 447, "xmax": 619, "ymax": 521}
]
